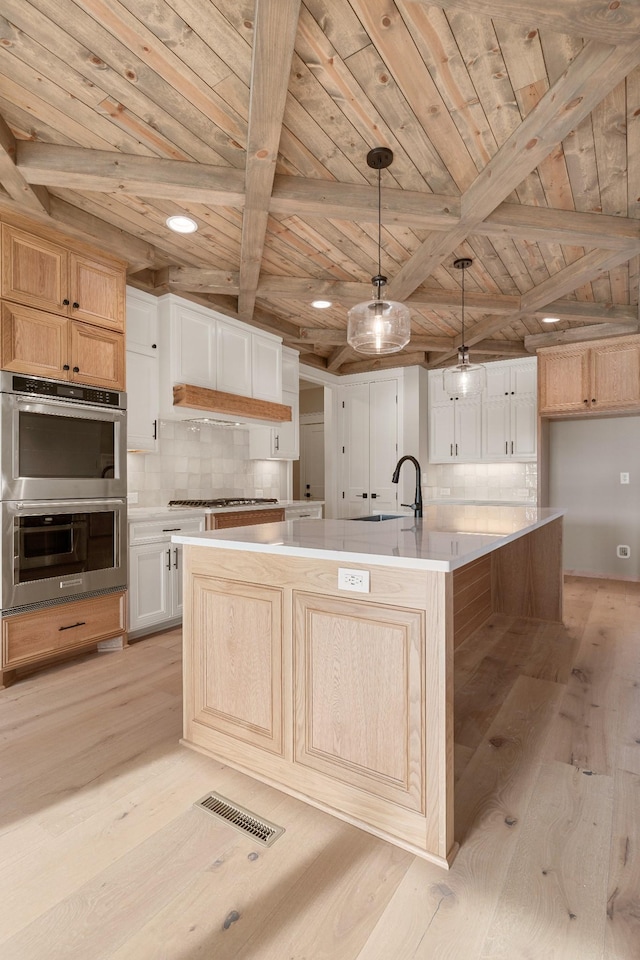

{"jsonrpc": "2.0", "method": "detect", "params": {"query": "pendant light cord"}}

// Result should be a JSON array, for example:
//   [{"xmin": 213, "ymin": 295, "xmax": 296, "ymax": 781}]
[
  {"xmin": 460, "ymin": 261, "xmax": 465, "ymax": 347},
  {"xmin": 377, "ymin": 164, "xmax": 382, "ymax": 279}
]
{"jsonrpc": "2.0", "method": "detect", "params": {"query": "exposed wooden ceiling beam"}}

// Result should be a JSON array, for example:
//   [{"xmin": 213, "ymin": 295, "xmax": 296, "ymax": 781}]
[
  {"xmin": 410, "ymin": 0, "xmax": 640, "ymax": 46},
  {"xmin": 520, "ymin": 248, "xmax": 640, "ymax": 312},
  {"xmin": 391, "ymin": 39, "xmax": 640, "ymax": 301},
  {"xmin": 16, "ymin": 142, "xmax": 246, "ymax": 208},
  {"xmin": 162, "ymin": 266, "xmax": 240, "ymax": 295},
  {"xmin": 238, "ymin": 0, "xmax": 301, "ymax": 321},
  {"xmin": 339, "ymin": 352, "xmax": 428, "ymax": 376},
  {"xmin": 16, "ymin": 144, "xmax": 640, "ymax": 251},
  {"xmin": 0, "ymin": 115, "xmax": 49, "ymax": 215},
  {"xmin": 0, "ymin": 193, "xmax": 154, "ymax": 271},
  {"xmin": 326, "ymin": 346, "xmax": 354, "ymax": 373},
  {"xmin": 525, "ymin": 322, "xmax": 639, "ymax": 350}
]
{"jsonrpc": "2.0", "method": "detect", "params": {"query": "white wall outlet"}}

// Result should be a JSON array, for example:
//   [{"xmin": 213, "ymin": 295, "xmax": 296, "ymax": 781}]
[
  {"xmin": 439, "ymin": 487, "xmax": 451, "ymax": 497},
  {"xmin": 617, "ymin": 545, "xmax": 631, "ymax": 559},
  {"xmin": 338, "ymin": 567, "xmax": 370, "ymax": 593},
  {"xmin": 620, "ymin": 472, "xmax": 630, "ymax": 484},
  {"xmin": 128, "ymin": 492, "xmax": 139, "ymax": 503}
]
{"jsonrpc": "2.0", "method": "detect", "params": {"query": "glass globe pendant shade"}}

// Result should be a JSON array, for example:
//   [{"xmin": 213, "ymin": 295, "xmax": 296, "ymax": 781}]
[
  {"xmin": 347, "ymin": 293, "xmax": 411, "ymax": 355},
  {"xmin": 443, "ymin": 346, "xmax": 486, "ymax": 399}
]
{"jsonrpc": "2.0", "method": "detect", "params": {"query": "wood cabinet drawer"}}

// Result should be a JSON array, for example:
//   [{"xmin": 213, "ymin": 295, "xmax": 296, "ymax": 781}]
[
  {"xmin": 3, "ymin": 591, "xmax": 126, "ymax": 667},
  {"xmin": 208, "ymin": 508, "xmax": 285, "ymax": 530}
]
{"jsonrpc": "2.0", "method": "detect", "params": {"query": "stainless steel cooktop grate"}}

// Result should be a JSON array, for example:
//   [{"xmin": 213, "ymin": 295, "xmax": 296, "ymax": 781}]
[
  {"xmin": 194, "ymin": 791, "xmax": 285, "ymax": 846},
  {"xmin": 169, "ymin": 498, "xmax": 278, "ymax": 507}
]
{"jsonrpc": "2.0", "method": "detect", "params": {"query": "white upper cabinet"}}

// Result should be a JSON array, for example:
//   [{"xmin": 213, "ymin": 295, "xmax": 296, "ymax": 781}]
[
  {"xmin": 126, "ymin": 287, "xmax": 159, "ymax": 357},
  {"xmin": 216, "ymin": 320, "xmax": 252, "ymax": 397},
  {"xmin": 429, "ymin": 356, "xmax": 537, "ymax": 463},
  {"xmin": 156, "ymin": 293, "xmax": 283, "ymax": 422},
  {"xmin": 252, "ymin": 333, "xmax": 282, "ymax": 402},
  {"xmin": 126, "ymin": 287, "xmax": 159, "ymax": 452},
  {"xmin": 248, "ymin": 347, "xmax": 299, "ymax": 459}
]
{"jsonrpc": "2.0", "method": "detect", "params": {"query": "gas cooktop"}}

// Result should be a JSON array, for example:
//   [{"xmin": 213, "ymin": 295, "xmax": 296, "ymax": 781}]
[{"xmin": 168, "ymin": 498, "xmax": 279, "ymax": 508}]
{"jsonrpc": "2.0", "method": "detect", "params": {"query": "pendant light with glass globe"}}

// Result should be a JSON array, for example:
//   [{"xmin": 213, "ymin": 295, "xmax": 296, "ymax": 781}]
[
  {"xmin": 346, "ymin": 148, "xmax": 411, "ymax": 355},
  {"xmin": 443, "ymin": 257, "xmax": 486, "ymax": 399}
]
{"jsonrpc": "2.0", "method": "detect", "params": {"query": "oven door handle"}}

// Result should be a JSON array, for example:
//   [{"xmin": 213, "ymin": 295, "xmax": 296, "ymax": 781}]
[
  {"xmin": 12, "ymin": 396, "xmax": 125, "ymax": 419},
  {"xmin": 58, "ymin": 621, "xmax": 87, "ymax": 632}
]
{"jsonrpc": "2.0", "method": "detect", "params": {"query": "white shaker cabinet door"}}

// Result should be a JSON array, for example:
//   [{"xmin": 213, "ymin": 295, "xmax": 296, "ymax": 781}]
[
  {"xmin": 216, "ymin": 320, "xmax": 251, "ymax": 396},
  {"xmin": 252, "ymin": 334, "xmax": 282, "ymax": 402},
  {"xmin": 129, "ymin": 541, "xmax": 172, "ymax": 632},
  {"xmin": 126, "ymin": 350, "xmax": 158, "ymax": 452},
  {"xmin": 173, "ymin": 305, "xmax": 215, "ymax": 386}
]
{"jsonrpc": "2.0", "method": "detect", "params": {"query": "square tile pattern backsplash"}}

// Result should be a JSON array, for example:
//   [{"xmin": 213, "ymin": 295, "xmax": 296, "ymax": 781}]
[
  {"xmin": 425, "ymin": 461, "xmax": 537, "ymax": 502},
  {"xmin": 127, "ymin": 420, "xmax": 285, "ymax": 507}
]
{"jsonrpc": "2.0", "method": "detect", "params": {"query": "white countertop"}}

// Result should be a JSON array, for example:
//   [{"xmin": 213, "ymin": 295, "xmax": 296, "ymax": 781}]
[
  {"xmin": 127, "ymin": 500, "xmax": 323, "ymax": 521},
  {"xmin": 172, "ymin": 504, "xmax": 564, "ymax": 572}
]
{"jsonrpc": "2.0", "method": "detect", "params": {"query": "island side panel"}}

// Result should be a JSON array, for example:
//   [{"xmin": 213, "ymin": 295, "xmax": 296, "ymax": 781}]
[
  {"xmin": 181, "ymin": 545, "xmax": 456, "ymax": 867},
  {"xmin": 491, "ymin": 517, "xmax": 563, "ymax": 621}
]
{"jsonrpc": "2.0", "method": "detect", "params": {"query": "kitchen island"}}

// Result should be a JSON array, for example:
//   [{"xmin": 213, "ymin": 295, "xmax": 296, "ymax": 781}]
[{"xmin": 175, "ymin": 505, "xmax": 564, "ymax": 868}]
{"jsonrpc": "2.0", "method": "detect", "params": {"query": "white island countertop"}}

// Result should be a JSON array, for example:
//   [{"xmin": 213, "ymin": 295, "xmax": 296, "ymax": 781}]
[{"xmin": 173, "ymin": 504, "xmax": 564, "ymax": 572}]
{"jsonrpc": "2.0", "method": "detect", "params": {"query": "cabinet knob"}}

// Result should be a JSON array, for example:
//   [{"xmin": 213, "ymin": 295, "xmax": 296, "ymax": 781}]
[
  {"xmin": 72, "ymin": 302, "xmax": 80, "ymax": 309},
  {"xmin": 592, "ymin": 398, "xmax": 597, "ymax": 403},
  {"xmin": 63, "ymin": 364, "xmax": 70, "ymax": 371},
  {"xmin": 63, "ymin": 298, "xmax": 70, "ymax": 306},
  {"xmin": 584, "ymin": 399, "xmax": 588, "ymax": 404},
  {"xmin": 152, "ymin": 343, "xmax": 157, "ymax": 349},
  {"xmin": 73, "ymin": 366, "xmax": 80, "ymax": 373}
]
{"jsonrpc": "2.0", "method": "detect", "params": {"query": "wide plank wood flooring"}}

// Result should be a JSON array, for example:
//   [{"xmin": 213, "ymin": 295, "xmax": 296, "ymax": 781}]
[{"xmin": 0, "ymin": 576, "xmax": 638, "ymax": 959}]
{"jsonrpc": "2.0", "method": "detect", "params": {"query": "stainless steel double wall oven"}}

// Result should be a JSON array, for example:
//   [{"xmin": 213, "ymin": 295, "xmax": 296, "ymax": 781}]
[{"xmin": 0, "ymin": 372, "xmax": 127, "ymax": 612}]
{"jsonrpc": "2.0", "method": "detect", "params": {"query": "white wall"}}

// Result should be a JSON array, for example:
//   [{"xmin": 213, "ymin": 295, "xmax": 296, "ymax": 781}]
[
  {"xmin": 127, "ymin": 419, "xmax": 285, "ymax": 507},
  {"xmin": 549, "ymin": 416, "xmax": 640, "ymax": 580}
]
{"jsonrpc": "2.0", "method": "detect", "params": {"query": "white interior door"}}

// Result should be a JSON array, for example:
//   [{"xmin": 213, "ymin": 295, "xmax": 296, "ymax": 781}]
[
  {"xmin": 339, "ymin": 383, "xmax": 370, "ymax": 517},
  {"xmin": 368, "ymin": 379, "xmax": 399, "ymax": 512},
  {"xmin": 300, "ymin": 422, "xmax": 325, "ymax": 501}
]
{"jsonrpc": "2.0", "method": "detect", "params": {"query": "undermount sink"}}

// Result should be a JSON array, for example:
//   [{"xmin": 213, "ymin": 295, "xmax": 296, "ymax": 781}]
[{"xmin": 349, "ymin": 514, "xmax": 406, "ymax": 521}]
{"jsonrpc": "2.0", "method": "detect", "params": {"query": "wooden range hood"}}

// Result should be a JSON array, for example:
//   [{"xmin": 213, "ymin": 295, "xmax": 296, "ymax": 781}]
[{"xmin": 173, "ymin": 383, "xmax": 292, "ymax": 423}]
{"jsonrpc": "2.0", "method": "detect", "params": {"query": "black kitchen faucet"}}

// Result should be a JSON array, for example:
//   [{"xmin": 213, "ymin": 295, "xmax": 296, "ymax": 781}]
[{"xmin": 391, "ymin": 456, "xmax": 423, "ymax": 518}]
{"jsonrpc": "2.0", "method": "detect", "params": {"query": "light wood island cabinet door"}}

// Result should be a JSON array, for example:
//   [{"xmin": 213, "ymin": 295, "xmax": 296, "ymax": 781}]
[
  {"xmin": 69, "ymin": 253, "xmax": 125, "ymax": 331},
  {"xmin": 1, "ymin": 302, "xmax": 68, "ymax": 378},
  {"xmin": 293, "ymin": 592, "xmax": 424, "ymax": 812},
  {"xmin": 1, "ymin": 224, "xmax": 68, "ymax": 315},
  {"xmin": 70, "ymin": 321, "xmax": 125, "ymax": 390},
  {"xmin": 189, "ymin": 576, "xmax": 283, "ymax": 755}
]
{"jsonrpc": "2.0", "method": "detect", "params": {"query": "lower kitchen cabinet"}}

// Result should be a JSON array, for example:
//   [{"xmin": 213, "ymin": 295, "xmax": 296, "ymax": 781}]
[
  {"xmin": 1, "ymin": 589, "xmax": 126, "ymax": 686},
  {"xmin": 128, "ymin": 515, "xmax": 204, "ymax": 637}
]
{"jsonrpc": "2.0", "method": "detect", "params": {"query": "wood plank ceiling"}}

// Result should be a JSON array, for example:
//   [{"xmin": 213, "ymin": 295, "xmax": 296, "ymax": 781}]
[{"xmin": 1, "ymin": 0, "xmax": 640, "ymax": 375}]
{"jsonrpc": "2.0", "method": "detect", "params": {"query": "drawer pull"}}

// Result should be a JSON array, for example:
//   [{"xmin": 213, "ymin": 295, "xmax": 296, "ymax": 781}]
[
  {"xmin": 162, "ymin": 527, "xmax": 182, "ymax": 532},
  {"xmin": 58, "ymin": 621, "xmax": 87, "ymax": 632}
]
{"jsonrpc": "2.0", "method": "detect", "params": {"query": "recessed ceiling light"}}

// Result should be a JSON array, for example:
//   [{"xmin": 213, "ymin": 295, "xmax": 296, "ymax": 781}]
[
  {"xmin": 542, "ymin": 316, "xmax": 560, "ymax": 323},
  {"xmin": 166, "ymin": 215, "xmax": 198, "ymax": 234},
  {"xmin": 311, "ymin": 299, "xmax": 332, "ymax": 309}
]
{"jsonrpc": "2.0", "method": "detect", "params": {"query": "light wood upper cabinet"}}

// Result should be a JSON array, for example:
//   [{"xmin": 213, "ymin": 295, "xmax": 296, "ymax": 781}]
[
  {"xmin": 538, "ymin": 335, "xmax": 640, "ymax": 416},
  {"xmin": 1, "ymin": 302, "xmax": 68, "ymax": 378},
  {"xmin": 70, "ymin": 321, "xmax": 125, "ymax": 390},
  {"xmin": 69, "ymin": 253, "xmax": 125, "ymax": 331},
  {"xmin": 1, "ymin": 223, "xmax": 125, "ymax": 331},
  {"xmin": 1, "ymin": 302, "xmax": 125, "ymax": 391},
  {"xmin": 1, "ymin": 224, "xmax": 68, "ymax": 314}
]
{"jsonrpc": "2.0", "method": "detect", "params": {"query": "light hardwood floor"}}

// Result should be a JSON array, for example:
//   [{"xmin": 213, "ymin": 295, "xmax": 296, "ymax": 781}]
[{"xmin": 0, "ymin": 576, "xmax": 638, "ymax": 959}]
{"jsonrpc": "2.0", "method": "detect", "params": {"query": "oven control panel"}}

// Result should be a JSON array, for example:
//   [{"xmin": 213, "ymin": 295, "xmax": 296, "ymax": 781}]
[{"xmin": 11, "ymin": 375, "xmax": 122, "ymax": 407}]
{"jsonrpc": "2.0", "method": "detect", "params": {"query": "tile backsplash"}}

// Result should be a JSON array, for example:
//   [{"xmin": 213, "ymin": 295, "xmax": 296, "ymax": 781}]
[
  {"xmin": 127, "ymin": 420, "xmax": 285, "ymax": 507},
  {"xmin": 425, "ymin": 461, "xmax": 537, "ymax": 502}
]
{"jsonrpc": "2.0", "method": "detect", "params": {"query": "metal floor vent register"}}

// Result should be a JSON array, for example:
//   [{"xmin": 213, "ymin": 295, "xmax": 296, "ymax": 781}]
[{"xmin": 194, "ymin": 791, "xmax": 284, "ymax": 847}]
